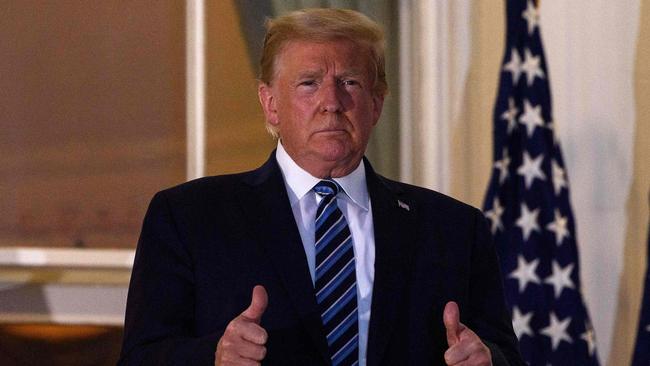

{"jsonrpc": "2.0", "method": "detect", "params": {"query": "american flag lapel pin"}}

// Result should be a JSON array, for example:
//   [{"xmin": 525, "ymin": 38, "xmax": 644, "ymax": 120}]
[{"xmin": 397, "ymin": 200, "xmax": 410, "ymax": 211}]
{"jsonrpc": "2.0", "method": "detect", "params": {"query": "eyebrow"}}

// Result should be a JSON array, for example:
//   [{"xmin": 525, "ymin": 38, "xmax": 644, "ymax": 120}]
[
  {"xmin": 294, "ymin": 69, "xmax": 365, "ymax": 80},
  {"xmin": 337, "ymin": 69, "xmax": 365, "ymax": 78},
  {"xmin": 295, "ymin": 70, "xmax": 322, "ymax": 79}
]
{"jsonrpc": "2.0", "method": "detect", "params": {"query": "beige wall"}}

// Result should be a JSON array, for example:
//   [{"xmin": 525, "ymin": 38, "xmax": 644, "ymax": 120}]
[
  {"xmin": 205, "ymin": 0, "xmax": 275, "ymax": 175},
  {"xmin": 0, "ymin": 1, "xmax": 186, "ymax": 249}
]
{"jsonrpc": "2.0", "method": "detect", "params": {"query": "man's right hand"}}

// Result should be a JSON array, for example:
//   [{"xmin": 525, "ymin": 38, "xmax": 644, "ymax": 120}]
[{"xmin": 215, "ymin": 285, "xmax": 268, "ymax": 365}]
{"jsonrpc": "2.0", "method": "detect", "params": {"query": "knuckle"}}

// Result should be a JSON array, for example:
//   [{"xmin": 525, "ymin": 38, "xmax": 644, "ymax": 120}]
[
  {"xmin": 221, "ymin": 339, "xmax": 233, "ymax": 349},
  {"xmin": 444, "ymin": 350, "xmax": 453, "ymax": 364},
  {"xmin": 226, "ymin": 321, "xmax": 239, "ymax": 333},
  {"xmin": 258, "ymin": 329, "xmax": 268, "ymax": 344},
  {"xmin": 242, "ymin": 359, "xmax": 257, "ymax": 366},
  {"xmin": 257, "ymin": 345, "xmax": 267, "ymax": 360}
]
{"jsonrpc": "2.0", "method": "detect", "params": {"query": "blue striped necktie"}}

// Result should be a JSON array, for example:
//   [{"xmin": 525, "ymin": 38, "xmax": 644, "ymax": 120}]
[{"xmin": 313, "ymin": 180, "xmax": 359, "ymax": 366}]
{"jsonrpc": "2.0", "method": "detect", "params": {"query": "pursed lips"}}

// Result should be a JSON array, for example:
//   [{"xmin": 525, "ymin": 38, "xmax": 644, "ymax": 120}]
[
  {"xmin": 313, "ymin": 120, "xmax": 348, "ymax": 133},
  {"xmin": 313, "ymin": 128, "xmax": 348, "ymax": 135}
]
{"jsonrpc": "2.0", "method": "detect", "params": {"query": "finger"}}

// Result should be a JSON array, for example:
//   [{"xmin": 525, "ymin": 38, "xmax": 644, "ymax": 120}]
[
  {"xmin": 464, "ymin": 349, "xmax": 492, "ymax": 366},
  {"xmin": 237, "ymin": 341, "xmax": 267, "ymax": 361},
  {"xmin": 236, "ymin": 359, "xmax": 260, "ymax": 366},
  {"xmin": 238, "ymin": 322, "xmax": 268, "ymax": 345},
  {"xmin": 222, "ymin": 356, "xmax": 260, "ymax": 366},
  {"xmin": 443, "ymin": 301, "xmax": 461, "ymax": 346},
  {"xmin": 216, "ymin": 352, "xmax": 260, "ymax": 366},
  {"xmin": 241, "ymin": 285, "xmax": 268, "ymax": 324},
  {"xmin": 235, "ymin": 360, "xmax": 260, "ymax": 366},
  {"xmin": 216, "ymin": 329, "xmax": 267, "ymax": 364},
  {"xmin": 444, "ymin": 339, "xmax": 473, "ymax": 365},
  {"xmin": 445, "ymin": 342, "xmax": 490, "ymax": 366},
  {"xmin": 444, "ymin": 329, "xmax": 491, "ymax": 366},
  {"xmin": 223, "ymin": 316, "xmax": 268, "ymax": 345},
  {"xmin": 444, "ymin": 348, "xmax": 469, "ymax": 365}
]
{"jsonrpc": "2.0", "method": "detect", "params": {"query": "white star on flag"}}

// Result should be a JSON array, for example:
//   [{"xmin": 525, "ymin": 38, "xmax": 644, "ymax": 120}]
[
  {"xmin": 516, "ymin": 203, "xmax": 541, "ymax": 241},
  {"xmin": 551, "ymin": 160, "xmax": 568, "ymax": 195},
  {"xmin": 501, "ymin": 97, "xmax": 519, "ymax": 134},
  {"xmin": 544, "ymin": 260, "xmax": 575, "ymax": 298},
  {"xmin": 540, "ymin": 312, "xmax": 573, "ymax": 350},
  {"xmin": 517, "ymin": 151, "xmax": 546, "ymax": 189},
  {"xmin": 522, "ymin": 48, "xmax": 545, "ymax": 86},
  {"xmin": 512, "ymin": 306, "xmax": 534, "ymax": 339},
  {"xmin": 581, "ymin": 327, "xmax": 597, "ymax": 356},
  {"xmin": 522, "ymin": 0, "xmax": 540, "ymax": 35},
  {"xmin": 485, "ymin": 197, "xmax": 505, "ymax": 234},
  {"xmin": 494, "ymin": 148, "xmax": 511, "ymax": 184},
  {"xmin": 503, "ymin": 48, "xmax": 523, "ymax": 85},
  {"xmin": 546, "ymin": 209, "xmax": 570, "ymax": 246},
  {"xmin": 510, "ymin": 255, "xmax": 541, "ymax": 292},
  {"xmin": 519, "ymin": 99, "xmax": 545, "ymax": 137}
]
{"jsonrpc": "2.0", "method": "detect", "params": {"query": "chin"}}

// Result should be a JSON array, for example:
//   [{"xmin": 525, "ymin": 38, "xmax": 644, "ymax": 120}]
[
  {"xmin": 312, "ymin": 140, "xmax": 350, "ymax": 160},
  {"xmin": 317, "ymin": 151, "xmax": 364, "ymax": 172}
]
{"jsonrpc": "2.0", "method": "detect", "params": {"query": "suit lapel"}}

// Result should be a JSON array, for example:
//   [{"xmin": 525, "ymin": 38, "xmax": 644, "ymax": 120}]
[
  {"xmin": 237, "ymin": 154, "xmax": 330, "ymax": 364},
  {"xmin": 365, "ymin": 160, "xmax": 418, "ymax": 366}
]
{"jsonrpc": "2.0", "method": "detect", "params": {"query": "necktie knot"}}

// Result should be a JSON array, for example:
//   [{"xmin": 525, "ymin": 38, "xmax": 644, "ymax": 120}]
[{"xmin": 314, "ymin": 180, "xmax": 340, "ymax": 197}]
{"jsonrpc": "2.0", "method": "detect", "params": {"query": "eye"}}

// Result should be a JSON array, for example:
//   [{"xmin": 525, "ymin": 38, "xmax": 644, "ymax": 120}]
[
  {"xmin": 298, "ymin": 80, "xmax": 317, "ymax": 87},
  {"xmin": 340, "ymin": 78, "xmax": 363, "ymax": 90}
]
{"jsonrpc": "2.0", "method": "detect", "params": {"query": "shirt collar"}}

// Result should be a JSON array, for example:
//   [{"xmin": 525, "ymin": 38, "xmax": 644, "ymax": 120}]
[{"xmin": 275, "ymin": 141, "xmax": 369, "ymax": 211}]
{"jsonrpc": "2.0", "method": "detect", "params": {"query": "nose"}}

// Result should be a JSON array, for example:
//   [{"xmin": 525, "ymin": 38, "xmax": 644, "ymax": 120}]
[{"xmin": 319, "ymin": 81, "xmax": 343, "ymax": 113}]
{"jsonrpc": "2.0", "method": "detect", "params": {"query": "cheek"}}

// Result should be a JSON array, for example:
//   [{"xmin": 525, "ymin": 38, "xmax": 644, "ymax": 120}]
[
  {"xmin": 287, "ymin": 103, "xmax": 318, "ymax": 127},
  {"xmin": 293, "ymin": 96, "xmax": 317, "ymax": 113}
]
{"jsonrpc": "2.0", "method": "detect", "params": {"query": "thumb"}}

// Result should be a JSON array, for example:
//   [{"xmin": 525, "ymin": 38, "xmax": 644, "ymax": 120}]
[
  {"xmin": 443, "ymin": 301, "xmax": 461, "ymax": 347},
  {"xmin": 241, "ymin": 285, "xmax": 268, "ymax": 323}
]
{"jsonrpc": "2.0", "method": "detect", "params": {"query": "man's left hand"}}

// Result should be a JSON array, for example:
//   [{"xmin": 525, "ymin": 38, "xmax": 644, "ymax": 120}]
[{"xmin": 443, "ymin": 301, "xmax": 492, "ymax": 366}]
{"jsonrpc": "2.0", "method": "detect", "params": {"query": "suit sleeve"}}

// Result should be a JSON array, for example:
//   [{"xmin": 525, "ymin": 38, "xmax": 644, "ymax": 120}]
[
  {"xmin": 118, "ymin": 192, "xmax": 221, "ymax": 366},
  {"xmin": 468, "ymin": 209, "xmax": 526, "ymax": 366}
]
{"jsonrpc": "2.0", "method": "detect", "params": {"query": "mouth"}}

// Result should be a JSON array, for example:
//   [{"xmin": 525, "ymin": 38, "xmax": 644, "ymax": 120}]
[
  {"xmin": 313, "ymin": 129, "xmax": 347, "ymax": 136},
  {"xmin": 314, "ymin": 125, "xmax": 347, "ymax": 133}
]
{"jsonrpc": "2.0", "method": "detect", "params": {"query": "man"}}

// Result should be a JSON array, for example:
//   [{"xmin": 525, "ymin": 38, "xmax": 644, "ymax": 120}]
[{"xmin": 119, "ymin": 8, "xmax": 524, "ymax": 366}]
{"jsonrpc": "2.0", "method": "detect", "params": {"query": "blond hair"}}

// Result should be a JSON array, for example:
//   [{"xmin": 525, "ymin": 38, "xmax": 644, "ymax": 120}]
[{"xmin": 259, "ymin": 8, "xmax": 387, "ymax": 137}]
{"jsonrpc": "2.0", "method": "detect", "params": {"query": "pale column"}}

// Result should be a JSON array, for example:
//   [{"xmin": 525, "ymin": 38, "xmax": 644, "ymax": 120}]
[
  {"xmin": 186, "ymin": 0, "xmax": 206, "ymax": 180},
  {"xmin": 398, "ymin": 0, "xmax": 471, "ymax": 193}
]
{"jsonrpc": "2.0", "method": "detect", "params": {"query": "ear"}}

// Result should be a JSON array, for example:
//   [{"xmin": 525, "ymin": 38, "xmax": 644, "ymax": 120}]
[
  {"xmin": 371, "ymin": 93, "xmax": 385, "ymax": 126},
  {"xmin": 258, "ymin": 83, "xmax": 279, "ymax": 126}
]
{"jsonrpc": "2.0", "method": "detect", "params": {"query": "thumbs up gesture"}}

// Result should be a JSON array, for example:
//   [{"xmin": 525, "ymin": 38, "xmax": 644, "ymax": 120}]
[
  {"xmin": 215, "ymin": 286, "xmax": 268, "ymax": 365},
  {"xmin": 443, "ymin": 301, "xmax": 492, "ymax": 366}
]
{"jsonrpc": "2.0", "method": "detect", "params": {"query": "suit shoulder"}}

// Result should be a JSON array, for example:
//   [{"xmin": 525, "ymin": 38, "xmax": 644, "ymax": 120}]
[
  {"xmin": 154, "ymin": 169, "xmax": 255, "ymax": 204},
  {"xmin": 377, "ymin": 175, "xmax": 482, "ymax": 217}
]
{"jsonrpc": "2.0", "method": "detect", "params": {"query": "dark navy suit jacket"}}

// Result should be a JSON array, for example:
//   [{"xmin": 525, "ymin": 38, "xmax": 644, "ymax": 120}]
[{"xmin": 118, "ymin": 154, "xmax": 524, "ymax": 365}]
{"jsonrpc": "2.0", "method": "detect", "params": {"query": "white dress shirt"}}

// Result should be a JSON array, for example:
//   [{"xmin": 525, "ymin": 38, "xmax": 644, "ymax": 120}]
[{"xmin": 275, "ymin": 142, "xmax": 375, "ymax": 366}]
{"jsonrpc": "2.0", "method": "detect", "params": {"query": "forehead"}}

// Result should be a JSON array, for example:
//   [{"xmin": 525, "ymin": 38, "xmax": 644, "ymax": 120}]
[{"xmin": 274, "ymin": 39, "xmax": 372, "ymax": 76}]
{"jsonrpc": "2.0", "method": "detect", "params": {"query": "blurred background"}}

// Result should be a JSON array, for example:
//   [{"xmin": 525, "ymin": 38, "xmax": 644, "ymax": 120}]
[{"xmin": 0, "ymin": 0, "xmax": 647, "ymax": 365}]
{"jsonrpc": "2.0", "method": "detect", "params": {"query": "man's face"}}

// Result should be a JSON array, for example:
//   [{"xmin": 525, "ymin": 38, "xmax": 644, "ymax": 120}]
[{"xmin": 258, "ymin": 39, "xmax": 384, "ymax": 178}]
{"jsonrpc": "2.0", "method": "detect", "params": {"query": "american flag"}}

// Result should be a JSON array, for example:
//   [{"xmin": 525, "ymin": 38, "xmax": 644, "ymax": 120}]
[
  {"xmin": 632, "ymin": 217, "xmax": 650, "ymax": 366},
  {"xmin": 482, "ymin": 1, "xmax": 600, "ymax": 364}
]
